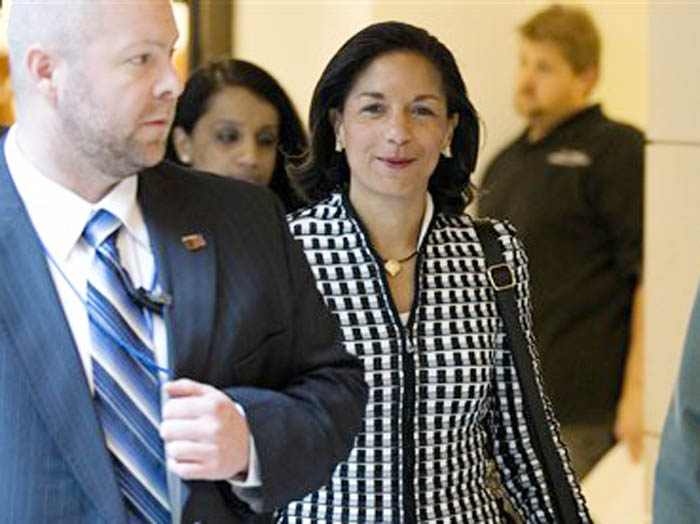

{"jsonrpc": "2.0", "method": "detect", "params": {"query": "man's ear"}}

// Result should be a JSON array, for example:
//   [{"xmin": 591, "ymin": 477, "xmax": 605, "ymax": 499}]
[
  {"xmin": 171, "ymin": 126, "xmax": 194, "ymax": 165},
  {"xmin": 579, "ymin": 66, "xmax": 599, "ymax": 97},
  {"xmin": 26, "ymin": 45, "xmax": 61, "ymax": 104}
]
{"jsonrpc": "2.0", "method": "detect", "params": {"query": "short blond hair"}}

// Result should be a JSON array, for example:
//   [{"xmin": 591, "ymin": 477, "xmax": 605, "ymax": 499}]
[
  {"xmin": 520, "ymin": 4, "xmax": 600, "ymax": 73},
  {"xmin": 7, "ymin": 1, "xmax": 91, "ymax": 109}
]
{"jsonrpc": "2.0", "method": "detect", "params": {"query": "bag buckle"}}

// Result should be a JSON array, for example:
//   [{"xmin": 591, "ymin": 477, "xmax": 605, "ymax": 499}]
[{"xmin": 487, "ymin": 263, "xmax": 516, "ymax": 291}]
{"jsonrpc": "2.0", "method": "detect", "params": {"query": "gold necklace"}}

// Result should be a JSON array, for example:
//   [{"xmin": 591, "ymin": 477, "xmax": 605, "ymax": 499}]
[{"xmin": 382, "ymin": 251, "xmax": 418, "ymax": 277}]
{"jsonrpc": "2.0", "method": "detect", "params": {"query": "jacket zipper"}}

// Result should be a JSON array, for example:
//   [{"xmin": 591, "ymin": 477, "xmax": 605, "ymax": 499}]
[
  {"xmin": 401, "ymin": 323, "xmax": 418, "ymax": 523},
  {"xmin": 341, "ymin": 192, "xmax": 430, "ymax": 523},
  {"xmin": 400, "ymin": 244, "xmax": 424, "ymax": 524}
]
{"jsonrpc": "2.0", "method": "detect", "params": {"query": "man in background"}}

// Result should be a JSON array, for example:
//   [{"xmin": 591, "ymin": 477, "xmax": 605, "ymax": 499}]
[
  {"xmin": 478, "ymin": 4, "xmax": 644, "ymax": 478},
  {"xmin": 0, "ymin": 0, "xmax": 366, "ymax": 522}
]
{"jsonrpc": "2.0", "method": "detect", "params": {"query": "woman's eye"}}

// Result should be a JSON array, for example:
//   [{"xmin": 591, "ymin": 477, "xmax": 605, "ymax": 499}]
[
  {"xmin": 257, "ymin": 133, "xmax": 279, "ymax": 148},
  {"xmin": 361, "ymin": 104, "xmax": 384, "ymax": 115},
  {"xmin": 215, "ymin": 129, "xmax": 240, "ymax": 144},
  {"xmin": 413, "ymin": 105, "xmax": 436, "ymax": 117}
]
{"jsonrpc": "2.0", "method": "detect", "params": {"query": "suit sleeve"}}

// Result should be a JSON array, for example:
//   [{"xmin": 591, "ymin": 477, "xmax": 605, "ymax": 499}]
[
  {"xmin": 487, "ymin": 222, "xmax": 591, "ymax": 522},
  {"xmin": 224, "ymin": 196, "xmax": 368, "ymax": 513},
  {"xmin": 654, "ymin": 280, "xmax": 700, "ymax": 524}
]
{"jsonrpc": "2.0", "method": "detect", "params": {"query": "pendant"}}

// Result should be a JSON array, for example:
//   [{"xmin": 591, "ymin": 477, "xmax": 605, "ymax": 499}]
[{"xmin": 384, "ymin": 259, "xmax": 402, "ymax": 277}]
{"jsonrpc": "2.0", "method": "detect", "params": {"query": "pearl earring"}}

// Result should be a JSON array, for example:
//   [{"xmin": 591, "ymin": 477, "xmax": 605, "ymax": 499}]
[
  {"xmin": 335, "ymin": 136, "xmax": 344, "ymax": 153},
  {"xmin": 441, "ymin": 143, "xmax": 452, "ymax": 158}
]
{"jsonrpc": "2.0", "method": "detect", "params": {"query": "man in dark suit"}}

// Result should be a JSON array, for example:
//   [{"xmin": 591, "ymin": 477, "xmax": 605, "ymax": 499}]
[{"xmin": 0, "ymin": 1, "xmax": 367, "ymax": 522}]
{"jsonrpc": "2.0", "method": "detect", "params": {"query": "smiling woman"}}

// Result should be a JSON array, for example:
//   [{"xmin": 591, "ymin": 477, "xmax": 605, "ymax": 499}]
[
  {"xmin": 280, "ymin": 20, "xmax": 591, "ymax": 524},
  {"xmin": 331, "ymin": 51, "xmax": 459, "ymax": 214}
]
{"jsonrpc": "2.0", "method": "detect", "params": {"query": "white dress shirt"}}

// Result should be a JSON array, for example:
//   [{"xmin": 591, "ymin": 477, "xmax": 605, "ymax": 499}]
[
  {"xmin": 398, "ymin": 193, "xmax": 434, "ymax": 326},
  {"xmin": 5, "ymin": 126, "xmax": 167, "ymax": 386}
]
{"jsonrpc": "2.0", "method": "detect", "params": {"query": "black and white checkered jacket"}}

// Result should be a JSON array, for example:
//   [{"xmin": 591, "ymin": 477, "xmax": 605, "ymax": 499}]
[{"xmin": 280, "ymin": 191, "xmax": 588, "ymax": 523}]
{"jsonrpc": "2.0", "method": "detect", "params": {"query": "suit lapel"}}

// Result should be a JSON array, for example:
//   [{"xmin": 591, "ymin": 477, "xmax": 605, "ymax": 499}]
[
  {"xmin": 0, "ymin": 146, "xmax": 126, "ymax": 523},
  {"xmin": 138, "ymin": 167, "xmax": 216, "ymax": 379}
]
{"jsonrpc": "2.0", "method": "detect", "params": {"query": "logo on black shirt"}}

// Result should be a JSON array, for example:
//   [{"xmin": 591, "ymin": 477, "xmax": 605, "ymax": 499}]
[{"xmin": 547, "ymin": 149, "xmax": 591, "ymax": 167}]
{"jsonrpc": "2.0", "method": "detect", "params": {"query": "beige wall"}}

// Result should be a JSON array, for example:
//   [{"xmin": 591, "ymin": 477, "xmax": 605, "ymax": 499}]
[
  {"xmin": 234, "ymin": 2, "xmax": 372, "ymax": 129},
  {"xmin": 645, "ymin": 4, "xmax": 700, "ymax": 522},
  {"xmin": 234, "ymin": 1, "xmax": 648, "ymax": 184}
]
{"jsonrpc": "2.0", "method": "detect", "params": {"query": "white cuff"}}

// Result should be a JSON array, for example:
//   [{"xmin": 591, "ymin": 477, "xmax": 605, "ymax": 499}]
[{"xmin": 229, "ymin": 403, "xmax": 261, "ymax": 487}]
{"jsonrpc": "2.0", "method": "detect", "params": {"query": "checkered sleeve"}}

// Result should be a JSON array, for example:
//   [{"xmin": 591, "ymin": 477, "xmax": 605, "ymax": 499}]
[{"xmin": 487, "ymin": 221, "xmax": 591, "ymax": 523}]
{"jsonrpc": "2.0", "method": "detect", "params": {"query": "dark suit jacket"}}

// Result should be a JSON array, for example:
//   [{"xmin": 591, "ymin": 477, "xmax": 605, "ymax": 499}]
[{"xmin": 0, "ymin": 141, "xmax": 367, "ymax": 523}]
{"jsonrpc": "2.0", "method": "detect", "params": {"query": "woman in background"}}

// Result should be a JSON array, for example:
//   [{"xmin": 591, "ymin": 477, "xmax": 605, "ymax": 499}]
[
  {"xmin": 280, "ymin": 21, "xmax": 589, "ymax": 523},
  {"xmin": 167, "ymin": 58, "xmax": 307, "ymax": 211}
]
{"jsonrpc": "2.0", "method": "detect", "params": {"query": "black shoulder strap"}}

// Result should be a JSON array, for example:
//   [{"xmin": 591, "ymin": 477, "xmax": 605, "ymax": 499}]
[{"xmin": 473, "ymin": 218, "xmax": 587, "ymax": 523}]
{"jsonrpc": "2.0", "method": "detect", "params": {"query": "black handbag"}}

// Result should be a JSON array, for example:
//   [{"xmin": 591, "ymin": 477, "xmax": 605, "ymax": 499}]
[{"xmin": 473, "ymin": 219, "xmax": 590, "ymax": 523}]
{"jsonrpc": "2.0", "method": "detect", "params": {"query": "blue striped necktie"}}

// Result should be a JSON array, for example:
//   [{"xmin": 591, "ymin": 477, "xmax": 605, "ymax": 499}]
[{"xmin": 83, "ymin": 209, "xmax": 171, "ymax": 523}]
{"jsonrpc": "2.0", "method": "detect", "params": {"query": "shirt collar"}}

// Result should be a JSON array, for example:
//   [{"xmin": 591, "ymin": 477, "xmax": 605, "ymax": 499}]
[
  {"xmin": 521, "ymin": 104, "xmax": 603, "ymax": 148},
  {"xmin": 337, "ymin": 188, "xmax": 435, "ymax": 252},
  {"xmin": 417, "ymin": 191, "xmax": 434, "ymax": 248},
  {"xmin": 4, "ymin": 125, "xmax": 149, "ymax": 261}
]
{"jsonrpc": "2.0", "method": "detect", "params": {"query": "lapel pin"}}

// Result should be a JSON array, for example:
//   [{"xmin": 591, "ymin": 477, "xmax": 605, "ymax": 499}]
[{"xmin": 181, "ymin": 233, "xmax": 207, "ymax": 252}]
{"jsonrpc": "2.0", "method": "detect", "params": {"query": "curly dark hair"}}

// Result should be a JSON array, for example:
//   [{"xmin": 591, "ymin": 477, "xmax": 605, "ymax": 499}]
[
  {"xmin": 166, "ymin": 58, "xmax": 307, "ymax": 211},
  {"xmin": 289, "ymin": 21, "xmax": 480, "ymax": 214}
]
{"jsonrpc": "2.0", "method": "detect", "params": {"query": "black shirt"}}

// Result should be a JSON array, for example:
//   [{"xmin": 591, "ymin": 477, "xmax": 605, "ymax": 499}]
[{"xmin": 478, "ymin": 105, "xmax": 644, "ymax": 425}]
